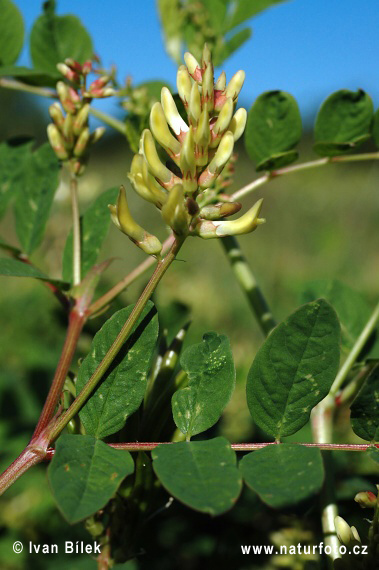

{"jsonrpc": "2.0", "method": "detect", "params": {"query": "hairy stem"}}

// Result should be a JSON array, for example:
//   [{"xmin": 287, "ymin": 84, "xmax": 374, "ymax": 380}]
[
  {"xmin": 220, "ymin": 236, "xmax": 276, "ymax": 336},
  {"xmin": 47, "ymin": 237, "xmax": 184, "ymax": 442},
  {"xmin": 70, "ymin": 173, "xmax": 81, "ymax": 287}
]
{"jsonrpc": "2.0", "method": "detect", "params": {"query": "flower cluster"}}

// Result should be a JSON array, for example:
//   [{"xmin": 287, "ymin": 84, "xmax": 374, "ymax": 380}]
[
  {"xmin": 47, "ymin": 59, "xmax": 114, "ymax": 175},
  {"xmin": 110, "ymin": 44, "xmax": 264, "ymax": 256}
]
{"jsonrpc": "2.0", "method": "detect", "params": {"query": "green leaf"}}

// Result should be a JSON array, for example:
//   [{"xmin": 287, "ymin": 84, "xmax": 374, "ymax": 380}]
[
  {"xmin": 245, "ymin": 91, "xmax": 302, "ymax": 171},
  {"xmin": 367, "ymin": 447, "xmax": 379, "ymax": 464},
  {"xmin": 62, "ymin": 187, "xmax": 118, "ymax": 284},
  {"xmin": 301, "ymin": 280, "xmax": 371, "ymax": 353},
  {"xmin": 0, "ymin": 65, "xmax": 59, "ymax": 87},
  {"xmin": 152, "ymin": 437, "xmax": 242, "ymax": 515},
  {"xmin": 48, "ymin": 434, "xmax": 134, "ymax": 524},
  {"xmin": 247, "ymin": 300, "xmax": 340, "ymax": 439},
  {"xmin": 172, "ymin": 332, "xmax": 235, "ymax": 438},
  {"xmin": 0, "ymin": 141, "xmax": 32, "ymax": 220},
  {"xmin": 30, "ymin": 0, "xmax": 93, "ymax": 75},
  {"xmin": 314, "ymin": 89, "xmax": 373, "ymax": 156},
  {"xmin": 0, "ymin": 0, "xmax": 24, "ymax": 65},
  {"xmin": 226, "ymin": 0, "xmax": 288, "ymax": 32},
  {"xmin": 240, "ymin": 444, "xmax": 324, "ymax": 508},
  {"xmin": 0, "ymin": 258, "xmax": 67, "ymax": 287},
  {"xmin": 350, "ymin": 365, "xmax": 379, "ymax": 442},
  {"xmin": 78, "ymin": 301, "xmax": 158, "ymax": 439},
  {"xmin": 13, "ymin": 143, "xmax": 59, "ymax": 255}
]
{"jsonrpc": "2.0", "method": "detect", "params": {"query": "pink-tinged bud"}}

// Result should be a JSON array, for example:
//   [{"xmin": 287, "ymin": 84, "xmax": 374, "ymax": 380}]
[
  {"xmin": 201, "ymin": 64, "xmax": 214, "ymax": 112},
  {"xmin": 214, "ymin": 90, "xmax": 228, "ymax": 112},
  {"xmin": 198, "ymin": 131, "xmax": 234, "ymax": 188},
  {"xmin": 64, "ymin": 58, "xmax": 83, "ymax": 73},
  {"xmin": 150, "ymin": 102, "xmax": 181, "ymax": 160},
  {"xmin": 229, "ymin": 108, "xmax": 247, "ymax": 142},
  {"xmin": 225, "ymin": 70, "xmax": 245, "ymax": 100},
  {"xmin": 188, "ymin": 82, "xmax": 201, "ymax": 126},
  {"xmin": 184, "ymin": 52, "xmax": 202, "ymax": 81},
  {"xmin": 82, "ymin": 60, "xmax": 92, "ymax": 74},
  {"xmin": 72, "ymin": 160, "xmax": 86, "ymax": 176},
  {"xmin": 214, "ymin": 71, "xmax": 226, "ymax": 91},
  {"xmin": 161, "ymin": 87, "xmax": 189, "ymax": 137},
  {"xmin": 56, "ymin": 63, "xmax": 80, "ymax": 83},
  {"xmin": 90, "ymin": 76, "xmax": 110, "ymax": 90},
  {"xmin": 49, "ymin": 102, "xmax": 65, "ymax": 129},
  {"xmin": 68, "ymin": 87, "xmax": 81, "ymax": 104},
  {"xmin": 90, "ymin": 126, "xmax": 106, "ymax": 144},
  {"xmin": 56, "ymin": 81, "xmax": 76, "ymax": 114},
  {"xmin": 177, "ymin": 65, "xmax": 192, "ymax": 107},
  {"xmin": 73, "ymin": 103, "xmax": 90, "ymax": 135},
  {"xmin": 354, "ymin": 491, "xmax": 377, "ymax": 509},
  {"xmin": 73, "ymin": 127, "xmax": 90, "ymax": 157},
  {"xmin": 47, "ymin": 124, "xmax": 69, "ymax": 160}
]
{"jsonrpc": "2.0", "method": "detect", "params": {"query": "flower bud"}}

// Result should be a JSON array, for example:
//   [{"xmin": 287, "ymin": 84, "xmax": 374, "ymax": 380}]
[
  {"xmin": 194, "ymin": 107, "xmax": 210, "ymax": 166},
  {"xmin": 188, "ymin": 82, "xmax": 201, "ymax": 125},
  {"xmin": 202, "ymin": 43, "xmax": 212, "ymax": 68},
  {"xmin": 214, "ymin": 71, "xmax": 226, "ymax": 91},
  {"xmin": 179, "ymin": 127, "xmax": 198, "ymax": 194},
  {"xmin": 142, "ymin": 130, "xmax": 178, "ymax": 189},
  {"xmin": 210, "ymin": 98, "xmax": 234, "ymax": 147},
  {"xmin": 335, "ymin": 516, "xmax": 355, "ymax": 546},
  {"xmin": 198, "ymin": 131, "xmax": 234, "ymax": 189},
  {"xmin": 354, "ymin": 491, "xmax": 377, "ymax": 509},
  {"xmin": 128, "ymin": 154, "xmax": 167, "ymax": 208},
  {"xmin": 49, "ymin": 102, "xmax": 65, "ymax": 129},
  {"xmin": 47, "ymin": 124, "xmax": 69, "ymax": 160},
  {"xmin": 109, "ymin": 186, "xmax": 162, "ymax": 255},
  {"xmin": 56, "ymin": 62, "xmax": 80, "ymax": 83},
  {"xmin": 73, "ymin": 127, "xmax": 90, "ymax": 157},
  {"xmin": 177, "ymin": 65, "xmax": 192, "ymax": 107},
  {"xmin": 82, "ymin": 60, "xmax": 92, "ymax": 74},
  {"xmin": 200, "ymin": 201, "xmax": 242, "ymax": 220},
  {"xmin": 202, "ymin": 64, "xmax": 214, "ymax": 112},
  {"xmin": 194, "ymin": 199, "xmax": 264, "ymax": 239},
  {"xmin": 73, "ymin": 103, "xmax": 90, "ymax": 136},
  {"xmin": 161, "ymin": 87, "xmax": 189, "ymax": 137},
  {"xmin": 56, "ymin": 81, "xmax": 76, "ymax": 114},
  {"xmin": 184, "ymin": 52, "xmax": 202, "ymax": 81},
  {"xmin": 225, "ymin": 70, "xmax": 245, "ymax": 100},
  {"xmin": 229, "ymin": 108, "xmax": 247, "ymax": 142},
  {"xmin": 161, "ymin": 183, "xmax": 189, "ymax": 235},
  {"xmin": 90, "ymin": 127, "xmax": 106, "ymax": 144},
  {"xmin": 150, "ymin": 102, "xmax": 181, "ymax": 160},
  {"xmin": 62, "ymin": 112, "xmax": 74, "ymax": 145}
]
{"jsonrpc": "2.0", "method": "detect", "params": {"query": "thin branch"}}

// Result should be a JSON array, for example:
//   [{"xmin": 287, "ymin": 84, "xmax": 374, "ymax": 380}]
[{"xmin": 69, "ymin": 173, "xmax": 82, "ymax": 287}]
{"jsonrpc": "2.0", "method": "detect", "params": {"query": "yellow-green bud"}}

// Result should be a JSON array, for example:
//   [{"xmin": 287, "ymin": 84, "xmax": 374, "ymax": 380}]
[
  {"xmin": 334, "ymin": 516, "xmax": 355, "ymax": 546},
  {"xmin": 179, "ymin": 127, "xmax": 198, "ymax": 194},
  {"xmin": 198, "ymin": 131, "xmax": 234, "ymax": 188},
  {"xmin": 214, "ymin": 71, "xmax": 226, "ymax": 91},
  {"xmin": 177, "ymin": 65, "xmax": 192, "ymax": 107},
  {"xmin": 194, "ymin": 107, "xmax": 210, "ymax": 166},
  {"xmin": 56, "ymin": 81, "xmax": 76, "ymax": 114},
  {"xmin": 150, "ymin": 102, "xmax": 181, "ymax": 160},
  {"xmin": 161, "ymin": 183, "xmax": 189, "ymax": 235},
  {"xmin": 210, "ymin": 98, "xmax": 234, "ymax": 147},
  {"xmin": 202, "ymin": 64, "xmax": 214, "ymax": 112},
  {"xmin": 200, "ymin": 201, "xmax": 242, "ymax": 220},
  {"xmin": 202, "ymin": 43, "xmax": 212, "ymax": 68},
  {"xmin": 195, "ymin": 199, "xmax": 264, "ymax": 238},
  {"xmin": 47, "ymin": 124, "xmax": 69, "ymax": 160},
  {"xmin": 90, "ymin": 126, "xmax": 106, "ymax": 144},
  {"xmin": 188, "ymin": 82, "xmax": 201, "ymax": 125},
  {"xmin": 49, "ymin": 102, "xmax": 65, "ymax": 129},
  {"xmin": 73, "ymin": 127, "xmax": 90, "ymax": 157},
  {"xmin": 128, "ymin": 154, "xmax": 167, "ymax": 208},
  {"xmin": 73, "ymin": 103, "xmax": 90, "ymax": 136},
  {"xmin": 229, "ymin": 108, "xmax": 247, "ymax": 142},
  {"xmin": 62, "ymin": 112, "xmax": 74, "ymax": 146},
  {"xmin": 161, "ymin": 87, "xmax": 189, "ymax": 137},
  {"xmin": 225, "ymin": 70, "xmax": 245, "ymax": 100},
  {"xmin": 142, "ymin": 129, "xmax": 178, "ymax": 188},
  {"xmin": 184, "ymin": 52, "xmax": 202, "ymax": 81},
  {"xmin": 109, "ymin": 186, "xmax": 162, "ymax": 255}
]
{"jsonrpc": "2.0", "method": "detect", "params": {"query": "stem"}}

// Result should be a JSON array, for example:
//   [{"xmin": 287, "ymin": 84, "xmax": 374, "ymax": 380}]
[
  {"xmin": 231, "ymin": 153, "xmax": 379, "ymax": 202},
  {"xmin": 220, "ymin": 236, "xmax": 276, "ymax": 336},
  {"xmin": 88, "ymin": 235, "xmax": 175, "ymax": 316},
  {"xmin": 31, "ymin": 309, "xmax": 85, "ymax": 440},
  {"xmin": 47, "ymin": 237, "xmax": 184, "ymax": 442},
  {"xmin": 0, "ymin": 447, "xmax": 46, "ymax": 495},
  {"xmin": 330, "ymin": 300, "xmax": 379, "ymax": 396},
  {"xmin": 69, "ymin": 173, "xmax": 82, "ymax": 287},
  {"xmin": 89, "ymin": 108, "xmax": 126, "ymax": 136}
]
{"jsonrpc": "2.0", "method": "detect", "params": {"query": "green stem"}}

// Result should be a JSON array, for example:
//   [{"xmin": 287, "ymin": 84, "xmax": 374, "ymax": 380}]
[
  {"xmin": 330, "ymin": 300, "xmax": 379, "ymax": 396},
  {"xmin": 70, "ymin": 173, "xmax": 81, "ymax": 287},
  {"xmin": 89, "ymin": 107, "xmax": 126, "ymax": 136},
  {"xmin": 231, "ymin": 153, "xmax": 379, "ymax": 202},
  {"xmin": 47, "ymin": 237, "xmax": 184, "ymax": 443},
  {"xmin": 88, "ymin": 235, "xmax": 175, "ymax": 316},
  {"xmin": 220, "ymin": 236, "xmax": 276, "ymax": 336}
]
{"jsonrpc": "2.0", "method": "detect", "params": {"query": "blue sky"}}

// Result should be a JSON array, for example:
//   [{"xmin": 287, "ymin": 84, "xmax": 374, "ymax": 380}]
[{"xmin": 13, "ymin": 0, "xmax": 379, "ymax": 124}]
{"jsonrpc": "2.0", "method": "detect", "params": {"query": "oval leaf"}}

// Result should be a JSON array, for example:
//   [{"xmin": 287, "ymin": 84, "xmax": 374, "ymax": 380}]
[
  {"xmin": 172, "ymin": 332, "xmax": 235, "ymax": 438},
  {"xmin": 350, "ymin": 365, "xmax": 379, "ymax": 442},
  {"xmin": 78, "ymin": 301, "xmax": 158, "ymax": 439},
  {"xmin": 30, "ymin": 0, "xmax": 93, "ymax": 74},
  {"xmin": 152, "ymin": 437, "xmax": 242, "ymax": 515},
  {"xmin": 245, "ymin": 90, "xmax": 302, "ymax": 171},
  {"xmin": 247, "ymin": 300, "xmax": 340, "ymax": 439},
  {"xmin": 62, "ymin": 187, "xmax": 119, "ymax": 284},
  {"xmin": 301, "ymin": 280, "xmax": 371, "ymax": 353},
  {"xmin": 314, "ymin": 89, "xmax": 373, "ymax": 156},
  {"xmin": 0, "ymin": 0, "xmax": 24, "ymax": 65},
  {"xmin": 240, "ymin": 444, "xmax": 324, "ymax": 508},
  {"xmin": 48, "ymin": 434, "xmax": 134, "ymax": 524},
  {"xmin": 0, "ymin": 141, "xmax": 33, "ymax": 220},
  {"xmin": 0, "ymin": 258, "xmax": 67, "ymax": 288},
  {"xmin": 13, "ymin": 143, "xmax": 60, "ymax": 255}
]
